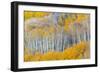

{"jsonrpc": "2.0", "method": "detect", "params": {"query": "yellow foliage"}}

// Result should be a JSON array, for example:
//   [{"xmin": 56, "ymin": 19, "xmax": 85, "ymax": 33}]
[
  {"xmin": 31, "ymin": 52, "xmax": 42, "ymax": 61},
  {"xmin": 44, "ymin": 31, "xmax": 50, "ymax": 37},
  {"xmin": 41, "ymin": 51, "xmax": 55, "ymax": 60},
  {"xmin": 24, "ymin": 11, "xmax": 33, "ymax": 20},
  {"xmin": 76, "ymin": 14, "xmax": 88, "ymax": 23},
  {"xmin": 24, "ymin": 54, "xmax": 33, "ymax": 62},
  {"xmin": 70, "ymin": 14, "xmax": 77, "ymax": 21},
  {"xmin": 63, "ymin": 47, "xmax": 80, "ymax": 59},
  {"xmin": 24, "ymin": 48, "xmax": 29, "ymax": 54},
  {"xmin": 74, "ymin": 41, "xmax": 87, "ymax": 53},
  {"xmin": 49, "ymin": 26, "xmax": 55, "ymax": 34},
  {"xmin": 41, "ymin": 51, "xmax": 63, "ymax": 60},
  {"xmin": 53, "ymin": 52, "xmax": 63, "ymax": 60},
  {"xmin": 24, "ymin": 52, "xmax": 42, "ymax": 61},
  {"xmin": 24, "ymin": 41, "xmax": 89, "ymax": 62},
  {"xmin": 30, "ymin": 28, "xmax": 39, "ymax": 38},
  {"xmin": 64, "ymin": 17, "xmax": 74, "ymax": 31},
  {"xmin": 30, "ymin": 26, "xmax": 55, "ymax": 38},
  {"xmin": 24, "ymin": 11, "xmax": 50, "ymax": 20},
  {"xmin": 32, "ymin": 12, "xmax": 50, "ymax": 17}
]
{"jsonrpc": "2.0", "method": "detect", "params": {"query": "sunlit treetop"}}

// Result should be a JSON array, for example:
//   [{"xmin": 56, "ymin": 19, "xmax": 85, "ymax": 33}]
[
  {"xmin": 76, "ymin": 14, "xmax": 89, "ymax": 23},
  {"xmin": 24, "ymin": 11, "xmax": 50, "ymax": 20}
]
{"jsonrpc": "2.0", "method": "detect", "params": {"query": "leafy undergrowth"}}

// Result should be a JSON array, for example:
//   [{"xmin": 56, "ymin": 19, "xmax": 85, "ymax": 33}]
[{"xmin": 24, "ymin": 41, "xmax": 90, "ymax": 62}]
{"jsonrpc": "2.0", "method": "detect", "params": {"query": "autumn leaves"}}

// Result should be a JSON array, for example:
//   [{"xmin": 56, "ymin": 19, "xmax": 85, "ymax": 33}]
[
  {"xmin": 24, "ymin": 41, "xmax": 90, "ymax": 61},
  {"xmin": 24, "ymin": 11, "xmax": 90, "ymax": 62}
]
